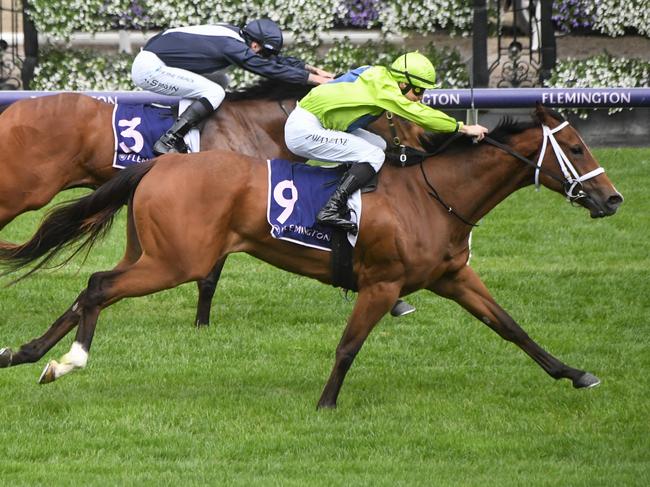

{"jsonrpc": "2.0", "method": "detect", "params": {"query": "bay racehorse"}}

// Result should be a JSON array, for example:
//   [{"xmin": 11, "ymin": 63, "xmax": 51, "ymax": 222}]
[
  {"xmin": 0, "ymin": 81, "xmax": 422, "ymax": 325},
  {"xmin": 0, "ymin": 105, "xmax": 623, "ymax": 408}
]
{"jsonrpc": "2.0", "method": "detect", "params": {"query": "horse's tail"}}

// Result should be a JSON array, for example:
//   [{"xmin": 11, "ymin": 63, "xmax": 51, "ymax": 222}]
[{"xmin": 0, "ymin": 160, "xmax": 157, "ymax": 281}]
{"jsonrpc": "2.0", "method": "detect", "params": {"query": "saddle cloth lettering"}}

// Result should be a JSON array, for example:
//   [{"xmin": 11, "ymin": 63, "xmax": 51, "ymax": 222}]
[
  {"xmin": 267, "ymin": 159, "xmax": 361, "ymax": 251},
  {"xmin": 112, "ymin": 101, "xmax": 200, "ymax": 169}
]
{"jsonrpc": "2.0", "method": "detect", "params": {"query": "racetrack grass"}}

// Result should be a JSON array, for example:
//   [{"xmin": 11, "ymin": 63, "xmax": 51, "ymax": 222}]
[{"xmin": 0, "ymin": 148, "xmax": 648, "ymax": 486}]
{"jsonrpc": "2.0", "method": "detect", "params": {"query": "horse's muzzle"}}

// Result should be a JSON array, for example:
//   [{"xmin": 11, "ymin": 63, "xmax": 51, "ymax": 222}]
[{"xmin": 585, "ymin": 191, "xmax": 624, "ymax": 218}]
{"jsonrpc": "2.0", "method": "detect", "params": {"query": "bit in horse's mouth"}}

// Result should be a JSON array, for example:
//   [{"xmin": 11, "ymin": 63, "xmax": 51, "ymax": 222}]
[
  {"xmin": 581, "ymin": 192, "xmax": 619, "ymax": 218},
  {"xmin": 590, "ymin": 202, "xmax": 616, "ymax": 218}
]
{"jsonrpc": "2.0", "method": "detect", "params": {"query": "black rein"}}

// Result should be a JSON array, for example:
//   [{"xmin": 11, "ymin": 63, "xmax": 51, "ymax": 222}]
[{"xmin": 386, "ymin": 126, "xmax": 568, "ymax": 227}]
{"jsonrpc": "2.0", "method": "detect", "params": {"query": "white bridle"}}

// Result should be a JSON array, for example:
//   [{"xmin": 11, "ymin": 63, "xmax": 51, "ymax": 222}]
[{"xmin": 535, "ymin": 121, "xmax": 605, "ymax": 200}]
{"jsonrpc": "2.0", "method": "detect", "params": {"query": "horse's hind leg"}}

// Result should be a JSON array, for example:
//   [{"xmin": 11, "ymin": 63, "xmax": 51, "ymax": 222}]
[
  {"xmin": 39, "ymin": 256, "xmax": 190, "ymax": 384},
  {"xmin": 124, "ymin": 201, "xmax": 220, "ymax": 330},
  {"xmin": 0, "ymin": 213, "xmax": 149, "ymax": 370},
  {"xmin": 195, "ymin": 258, "xmax": 227, "ymax": 327},
  {"xmin": 0, "ymin": 172, "xmax": 71, "ymax": 231},
  {"xmin": 430, "ymin": 265, "xmax": 599, "ymax": 388},
  {"xmin": 0, "ymin": 216, "xmax": 147, "ymax": 371},
  {"xmin": 318, "ymin": 281, "xmax": 401, "ymax": 409},
  {"xmin": 0, "ymin": 293, "xmax": 85, "ymax": 368}
]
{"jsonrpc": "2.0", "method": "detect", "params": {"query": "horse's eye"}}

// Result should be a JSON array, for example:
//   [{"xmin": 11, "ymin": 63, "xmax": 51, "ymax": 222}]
[{"xmin": 570, "ymin": 146, "xmax": 583, "ymax": 155}]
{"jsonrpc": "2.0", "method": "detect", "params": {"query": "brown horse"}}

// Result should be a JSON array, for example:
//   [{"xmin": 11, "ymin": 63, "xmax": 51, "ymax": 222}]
[
  {"xmin": 0, "ymin": 81, "xmax": 421, "ymax": 325},
  {"xmin": 0, "ymin": 105, "xmax": 623, "ymax": 408}
]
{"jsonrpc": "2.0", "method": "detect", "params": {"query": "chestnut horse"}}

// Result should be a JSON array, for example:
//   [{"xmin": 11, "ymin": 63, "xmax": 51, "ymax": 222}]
[
  {"xmin": 0, "ymin": 105, "xmax": 623, "ymax": 408},
  {"xmin": 0, "ymin": 81, "xmax": 421, "ymax": 325}
]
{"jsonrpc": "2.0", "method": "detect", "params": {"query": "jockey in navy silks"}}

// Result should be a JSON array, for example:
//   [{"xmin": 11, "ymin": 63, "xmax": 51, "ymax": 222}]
[{"xmin": 131, "ymin": 19, "xmax": 333, "ymax": 155}]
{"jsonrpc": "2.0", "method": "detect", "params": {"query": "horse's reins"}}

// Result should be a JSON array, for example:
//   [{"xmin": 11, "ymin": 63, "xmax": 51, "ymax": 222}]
[
  {"xmin": 465, "ymin": 72, "xmax": 604, "ymax": 207},
  {"xmin": 385, "ymin": 113, "xmax": 606, "ymax": 226},
  {"xmin": 483, "ymin": 135, "xmax": 567, "ymax": 186},
  {"xmin": 386, "ymin": 112, "xmax": 478, "ymax": 226},
  {"xmin": 278, "ymin": 100, "xmax": 291, "ymax": 117}
]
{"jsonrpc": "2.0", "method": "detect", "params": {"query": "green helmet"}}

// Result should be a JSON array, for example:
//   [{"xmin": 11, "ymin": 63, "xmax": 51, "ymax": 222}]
[{"xmin": 389, "ymin": 52, "xmax": 436, "ymax": 89}]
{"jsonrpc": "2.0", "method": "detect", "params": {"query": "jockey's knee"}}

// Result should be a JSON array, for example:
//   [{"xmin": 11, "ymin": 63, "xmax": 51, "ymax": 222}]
[
  {"xmin": 353, "ymin": 129, "xmax": 387, "ymax": 151},
  {"xmin": 200, "ymin": 84, "xmax": 226, "ymax": 111},
  {"xmin": 365, "ymin": 149, "xmax": 385, "ymax": 172}
]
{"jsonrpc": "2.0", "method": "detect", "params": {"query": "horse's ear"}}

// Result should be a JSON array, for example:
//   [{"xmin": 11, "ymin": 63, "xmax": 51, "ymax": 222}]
[
  {"xmin": 534, "ymin": 102, "xmax": 566, "ymax": 126},
  {"xmin": 534, "ymin": 102, "xmax": 549, "ymax": 124}
]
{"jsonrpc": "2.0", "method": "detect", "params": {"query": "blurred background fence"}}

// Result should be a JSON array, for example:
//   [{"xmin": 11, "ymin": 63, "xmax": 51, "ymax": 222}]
[{"xmin": 0, "ymin": 1, "xmax": 648, "ymax": 142}]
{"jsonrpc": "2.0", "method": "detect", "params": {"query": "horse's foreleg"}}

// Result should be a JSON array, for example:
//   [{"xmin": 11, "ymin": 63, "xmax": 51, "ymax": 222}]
[
  {"xmin": 0, "ymin": 292, "xmax": 85, "ymax": 368},
  {"xmin": 195, "ymin": 258, "xmax": 227, "ymax": 327},
  {"xmin": 318, "ymin": 281, "xmax": 401, "ymax": 409},
  {"xmin": 430, "ymin": 266, "xmax": 599, "ymax": 388}
]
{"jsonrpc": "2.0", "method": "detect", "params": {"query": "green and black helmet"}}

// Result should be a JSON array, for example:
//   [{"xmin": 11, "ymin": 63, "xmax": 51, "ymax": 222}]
[{"xmin": 389, "ymin": 52, "xmax": 437, "ymax": 89}]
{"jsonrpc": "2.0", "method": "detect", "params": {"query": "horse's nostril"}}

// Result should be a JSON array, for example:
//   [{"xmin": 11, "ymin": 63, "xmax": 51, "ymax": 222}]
[{"xmin": 608, "ymin": 193, "xmax": 624, "ymax": 207}]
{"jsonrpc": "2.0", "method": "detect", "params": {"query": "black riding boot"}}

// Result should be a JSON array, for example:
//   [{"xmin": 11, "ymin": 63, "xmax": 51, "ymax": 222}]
[
  {"xmin": 153, "ymin": 97, "xmax": 214, "ymax": 155},
  {"xmin": 317, "ymin": 162, "xmax": 376, "ymax": 235}
]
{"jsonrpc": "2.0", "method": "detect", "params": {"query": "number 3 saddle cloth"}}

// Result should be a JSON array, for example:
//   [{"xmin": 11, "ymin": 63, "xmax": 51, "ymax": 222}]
[{"xmin": 111, "ymin": 101, "xmax": 200, "ymax": 168}]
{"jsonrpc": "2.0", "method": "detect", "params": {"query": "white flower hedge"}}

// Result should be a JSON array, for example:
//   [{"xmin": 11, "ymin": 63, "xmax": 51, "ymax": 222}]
[
  {"xmin": 32, "ymin": 47, "xmax": 135, "ymax": 91},
  {"xmin": 378, "ymin": 0, "xmax": 473, "ymax": 35},
  {"xmin": 28, "ymin": 0, "xmax": 341, "ymax": 42},
  {"xmin": 138, "ymin": 1, "xmax": 343, "ymax": 45},
  {"xmin": 28, "ymin": 0, "xmax": 471, "ymax": 40},
  {"xmin": 29, "ymin": 0, "xmax": 649, "ymax": 39},
  {"xmin": 587, "ymin": 0, "xmax": 649, "ymax": 37}
]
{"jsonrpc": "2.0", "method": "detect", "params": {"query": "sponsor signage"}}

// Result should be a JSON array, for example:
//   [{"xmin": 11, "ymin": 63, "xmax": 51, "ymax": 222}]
[
  {"xmin": 1, "ymin": 88, "xmax": 649, "ymax": 109},
  {"xmin": 0, "ymin": 91, "xmax": 179, "ymax": 106},
  {"xmin": 422, "ymin": 88, "xmax": 650, "ymax": 109}
]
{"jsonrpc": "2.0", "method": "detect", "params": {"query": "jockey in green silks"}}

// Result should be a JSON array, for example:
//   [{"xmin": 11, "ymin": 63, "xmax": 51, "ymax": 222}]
[{"xmin": 285, "ymin": 51, "xmax": 489, "ymax": 235}]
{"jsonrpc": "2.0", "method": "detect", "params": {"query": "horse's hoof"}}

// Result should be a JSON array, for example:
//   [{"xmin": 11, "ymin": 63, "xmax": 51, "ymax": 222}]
[
  {"xmin": 573, "ymin": 372, "xmax": 600, "ymax": 389},
  {"xmin": 0, "ymin": 348, "xmax": 13, "ymax": 368},
  {"xmin": 317, "ymin": 401, "xmax": 337, "ymax": 410},
  {"xmin": 390, "ymin": 300, "xmax": 416, "ymax": 317},
  {"xmin": 38, "ymin": 360, "xmax": 58, "ymax": 384}
]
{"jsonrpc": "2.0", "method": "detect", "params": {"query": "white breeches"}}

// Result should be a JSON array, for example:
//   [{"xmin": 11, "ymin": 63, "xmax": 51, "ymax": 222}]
[
  {"xmin": 285, "ymin": 105, "xmax": 386, "ymax": 171},
  {"xmin": 131, "ymin": 50, "xmax": 226, "ymax": 110}
]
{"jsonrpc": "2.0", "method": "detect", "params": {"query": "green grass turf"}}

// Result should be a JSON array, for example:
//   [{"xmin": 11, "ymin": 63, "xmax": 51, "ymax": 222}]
[{"xmin": 0, "ymin": 148, "xmax": 648, "ymax": 486}]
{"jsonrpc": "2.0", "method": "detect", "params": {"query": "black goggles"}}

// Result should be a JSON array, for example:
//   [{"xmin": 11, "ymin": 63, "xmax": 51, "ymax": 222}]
[
  {"xmin": 259, "ymin": 44, "xmax": 279, "ymax": 58},
  {"xmin": 410, "ymin": 85, "xmax": 425, "ymax": 96}
]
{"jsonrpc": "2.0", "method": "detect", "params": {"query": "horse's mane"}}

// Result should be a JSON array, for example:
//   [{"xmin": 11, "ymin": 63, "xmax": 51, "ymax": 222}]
[
  {"xmin": 418, "ymin": 108, "xmax": 565, "ymax": 154},
  {"xmin": 225, "ymin": 78, "xmax": 313, "ymax": 102}
]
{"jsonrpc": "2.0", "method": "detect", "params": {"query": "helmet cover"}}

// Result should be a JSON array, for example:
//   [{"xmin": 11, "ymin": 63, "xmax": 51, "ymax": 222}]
[
  {"xmin": 242, "ymin": 19, "xmax": 283, "ymax": 55},
  {"xmin": 389, "ymin": 52, "xmax": 436, "ymax": 89}
]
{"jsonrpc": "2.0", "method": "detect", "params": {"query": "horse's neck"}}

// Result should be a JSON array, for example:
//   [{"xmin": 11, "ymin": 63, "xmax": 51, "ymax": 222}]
[
  {"xmin": 370, "ymin": 116, "xmax": 424, "ymax": 149},
  {"xmin": 221, "ymin": 97, "xmax": 296, "ymax": 116},
  {"xmin": 205, "ymin": 99, "xmax": 295, "ymax": 159},
  {"xmin": 424, "ymin": 130, "xmax": 540, "ymax": 227}
]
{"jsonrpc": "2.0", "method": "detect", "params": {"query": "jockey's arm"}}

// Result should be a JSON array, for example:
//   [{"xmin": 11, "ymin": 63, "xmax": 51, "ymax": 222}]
[
  {"xmin": 224, "ymin": 41, "xmax": 310, "ymax": 84},
  {"xmin": 375, "ymin": 80, "xmax": 488, "ymax": 138},
  {"xmin": 307, "ymin": 72, "xmax": 333, "ymax": 85},
  {"xmin": 273, "ymin": 55, "xmax": 334, "ymax": 81},
  {"xmin": 305, "ymin": 64, "xmax": 335, "ymax": 79}
]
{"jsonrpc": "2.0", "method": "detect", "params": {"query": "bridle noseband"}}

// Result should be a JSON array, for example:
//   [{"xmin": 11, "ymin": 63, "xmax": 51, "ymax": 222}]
[
  {"xmin": 484, "ymin": 121, "xmax": 606, "ymax": 206},
  {"xmin": 532, "ymin": 121, "xmax": 605, "ymax": 201}
]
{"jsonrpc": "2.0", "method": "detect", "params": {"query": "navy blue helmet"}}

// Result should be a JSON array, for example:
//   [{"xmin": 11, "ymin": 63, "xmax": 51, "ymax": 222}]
[{"xmin": 241, "ymin": 19, "xmax": 283, "ymax": 56}]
